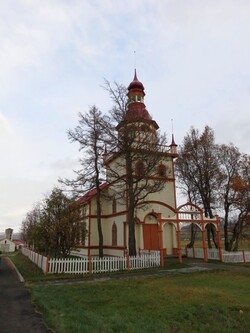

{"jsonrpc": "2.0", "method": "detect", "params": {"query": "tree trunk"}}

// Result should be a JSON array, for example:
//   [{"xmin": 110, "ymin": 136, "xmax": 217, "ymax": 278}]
[
  {"xmin": 224, "ymin": 206, "xmax": 230, "ymax": 251},
  {"xmin": 128, "ymin": 204, "xmax": 136, "ymax": 256},
  {"xmin": 206, "ymin": 224, "xmax": 212, "ymax": 249},
  {"xmin": 210, "ymin": 224, "xmax": 218, "ymax": 249},
  {"xmin": 187, "ymin": 223, "xmax": 197, "ymax": 248},
  {"xmin": 127, "ymin": 184, "xmax": 136, "ymax": 256},
  {"xmin": 96, "ymin": 191, "xmax": 104, "ymax": 258},
  {"xmin": 126, "ymin": 151, "xmax": 137, "ymax": 257}
]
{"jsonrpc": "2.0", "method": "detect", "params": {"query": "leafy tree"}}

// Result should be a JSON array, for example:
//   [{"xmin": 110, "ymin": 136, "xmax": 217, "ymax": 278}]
[
  {"xmin": 21, "ymin": 203, "xmax": 42, "ymax": 248},
  {"xmin": 21, "ymin": 188, "xmax": 86, "ymax": 257},
  {"xmin": 42, "ymin": 188, "xmax": 84, "ymax": 257}
]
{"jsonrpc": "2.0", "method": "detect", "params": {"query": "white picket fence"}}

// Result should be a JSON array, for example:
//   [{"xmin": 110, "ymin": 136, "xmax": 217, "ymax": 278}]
[
  {"xmin": 184, "ymin": 247, "xmax": 250, "ymax": 263},
  {"xmin": 21, "ymin": 246, "xmax": 48, "ymax": 272},
  {"xmin": 21, "ymin": 247, "xmax": 160, "ymax": 274}
]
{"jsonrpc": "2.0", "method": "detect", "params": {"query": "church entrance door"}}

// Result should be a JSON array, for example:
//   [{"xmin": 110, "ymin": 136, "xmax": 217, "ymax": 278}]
[{"xmin": 143, "ymin": 224, "xmax": 159, "ymax": 250}]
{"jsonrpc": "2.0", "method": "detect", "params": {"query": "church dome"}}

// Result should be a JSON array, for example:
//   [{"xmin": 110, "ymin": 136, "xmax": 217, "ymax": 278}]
[
  {"xmin": 117, "ymin": 70, "xmax": 159, "ymax": 131},
  {"xmin": 127, "ymin": 70, "xmax": 145, "ymax": 91}
]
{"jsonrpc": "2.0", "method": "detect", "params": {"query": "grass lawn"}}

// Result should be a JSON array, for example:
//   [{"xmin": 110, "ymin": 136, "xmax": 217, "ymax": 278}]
[
  {"xmin": 30, "ymin": 271, "xmax": 250, "ymax": 333},
  {"xmin": 9, "ymin": 252, "xmax": 250, "ymax": 333}
]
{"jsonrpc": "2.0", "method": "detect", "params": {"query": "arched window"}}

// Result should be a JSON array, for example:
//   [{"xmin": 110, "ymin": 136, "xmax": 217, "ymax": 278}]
[
  {"xmin": 112, "ymin": 198, "xmax": 117, "ymax": 214},
  {"xmin": 128, "ymin": 124, "xmax": 138, "ymax": 139},
  {"xmin": 140, "ymin": 124, "xmax": 149, "ymax": 132},
  {"xmin": 135, "ymin": 160, "xmax": 145, "ymax": 177},
  {"xmin": 112, "ymin": 222, "xmax": 117, "ymax": 246},
  {"xmin": 158, "ymin": 164, "xmax": 166, "ymax": 177}
]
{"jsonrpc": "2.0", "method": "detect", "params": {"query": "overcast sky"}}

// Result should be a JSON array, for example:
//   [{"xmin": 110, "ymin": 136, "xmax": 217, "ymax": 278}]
[{"xmin": 1, "ymin": 0, "xmax": 250, "ymax": 233}]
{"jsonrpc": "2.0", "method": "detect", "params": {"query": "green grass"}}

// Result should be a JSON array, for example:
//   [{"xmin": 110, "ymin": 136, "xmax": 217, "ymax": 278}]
[
  {"xmin": 8, "ymin": 252, "xmax": 250, "ymax": 332},
  {"xmin": 9, "ymin": 252, "xmax": 45, "ymax": 281},
  {"xmin": 30, "ymin": 271, "xmax": 250, "ymax": 333}
]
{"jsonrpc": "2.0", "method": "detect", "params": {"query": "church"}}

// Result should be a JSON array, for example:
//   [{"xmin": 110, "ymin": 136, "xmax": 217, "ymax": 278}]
[{"xmin": 74, "ymin": 71, "xmax": 222, "ymax": 261}]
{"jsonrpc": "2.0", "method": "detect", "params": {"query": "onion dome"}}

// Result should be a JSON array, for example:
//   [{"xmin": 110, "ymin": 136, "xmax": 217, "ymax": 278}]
[
  {"xmin": 126, "ymin": 69, "xmax": 153, "ymax": 122},
  {"xmin": 117, "ymin": 70, "xmax": 159, "ymax": 130},
  {"xmin": 127, "ymin": 69, "xmax": 145, "ymax": 91}
]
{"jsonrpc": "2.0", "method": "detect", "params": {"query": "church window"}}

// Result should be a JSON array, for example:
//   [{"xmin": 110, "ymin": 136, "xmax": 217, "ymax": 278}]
[
  {"xmin": 112, "ymin": 222, "xmax": 117, "ymax": 246},
  {"xmin": 158, "ymin": 164, "xmax": 166, "ymax": 177},
  {"xmin": 130, "ymin": 124, "xmax": 138, "ymax": 134},
  {"xmin": 140, "ymin": 124, "xmax": 149, "ymax": 132},
  {"xmin": 135, "ymin": 160, "xmax": 145, "ymax": 176}
]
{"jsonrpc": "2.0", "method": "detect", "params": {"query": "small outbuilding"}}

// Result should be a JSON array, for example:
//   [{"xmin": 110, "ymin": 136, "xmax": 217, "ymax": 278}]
[
  {"xmin": 0, "ymin": 238, "xmax": 16, "ymax": 253},
  {"xmin": 0, "ymin": 228, "xmax": 16, "ymax": 253}
]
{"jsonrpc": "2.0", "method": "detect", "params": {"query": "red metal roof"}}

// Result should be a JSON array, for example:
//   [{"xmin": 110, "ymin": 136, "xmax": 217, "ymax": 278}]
[
  {"xmin": 127, "ymin": 69, "xmax": 145, "ymax": 91},
  {"xmin": 77, "ymin": 182, "xmax": 108, "ymax": 204}
]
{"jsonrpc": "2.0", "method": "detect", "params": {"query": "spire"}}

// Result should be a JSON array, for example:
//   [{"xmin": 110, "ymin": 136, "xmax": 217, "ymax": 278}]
[
  {"xmin": 171, "ymin": 133, "xmax": 177, "ymax": 146},
  {"xmin": 127, "ymin": 69, "xmax": 145, "ymax": 91},
  {"xmin": 134, "ymin": 68, "xmax": 138, "ymax": 81},
  {"xmin": 125, "ymin": 70, "xmax": 153, "ymax": 123},
  {"xmin": 170, "ymin": 119, "xmax": 177, "ymax": 154},
  {"xmin": 116, "ymin": 70, "xmax": 159, "ymax": 130}
]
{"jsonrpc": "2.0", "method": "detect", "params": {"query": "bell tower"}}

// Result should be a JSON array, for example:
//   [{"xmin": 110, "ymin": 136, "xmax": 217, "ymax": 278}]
[{"xmin": 116, "ymin": 70, "xmax": 159, "ymax": 144}]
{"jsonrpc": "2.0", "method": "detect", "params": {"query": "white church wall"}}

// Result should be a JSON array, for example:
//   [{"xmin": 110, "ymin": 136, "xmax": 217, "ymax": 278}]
[{"xmin": 162, "ymin": 223, "xmax": 174, "ymax": 255}]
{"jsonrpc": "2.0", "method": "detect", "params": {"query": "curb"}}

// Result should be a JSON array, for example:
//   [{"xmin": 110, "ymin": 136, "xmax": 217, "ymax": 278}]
[{"xmin": 6, "ymin": 256, "xmax": 25, "ymax": 283}]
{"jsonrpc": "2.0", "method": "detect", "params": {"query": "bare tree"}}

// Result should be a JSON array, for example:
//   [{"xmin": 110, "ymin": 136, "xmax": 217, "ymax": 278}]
[
  {"xmin": 226, "ymin": 154, "xmax": 250, "ymax": 250},
  {"xmin": 217, "ymin": 144, "xmax": 242, "ymax": 250},
  {"xmin": 61, "ymin": 106, "xmax": 109, "ymax": 257},
  {"xmin": 176, "ymin": 127, "xmax": 250, "ymax": 251},
  {"xmin": 175, "ymin": 126, "xmax": 222, "ymax": 248},
  {"xmin": 62, "ymin": 78, "xmax": 172, "ymax": 257},
  {"xmin": 103, "ymin": 80, "xmax": 170, "ymax": 256}
]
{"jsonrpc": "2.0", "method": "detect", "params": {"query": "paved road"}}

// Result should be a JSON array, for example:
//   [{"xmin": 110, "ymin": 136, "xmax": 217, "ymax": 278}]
[{"xmin": 0, "ymin": 256, "xmax": 52, "ymax": 333}]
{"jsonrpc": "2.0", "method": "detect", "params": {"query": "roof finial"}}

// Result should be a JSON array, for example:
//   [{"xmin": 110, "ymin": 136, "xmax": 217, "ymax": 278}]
[
  {"xmin": 134, "ymin": 50, "xmax": 136, "ymax": 69},
  {"xmin": 171, "ymin": 119, "xmax": 177, "ymax": 146},
  {"xmin": 133, "ymin": 51, "xmax": 138, "ymax": 81}
]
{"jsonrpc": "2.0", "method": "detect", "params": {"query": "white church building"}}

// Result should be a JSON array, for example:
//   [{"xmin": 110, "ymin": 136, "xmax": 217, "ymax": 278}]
[{"xmin": 74, "ymin": 71, "xmax": 221, "ymax": 262}]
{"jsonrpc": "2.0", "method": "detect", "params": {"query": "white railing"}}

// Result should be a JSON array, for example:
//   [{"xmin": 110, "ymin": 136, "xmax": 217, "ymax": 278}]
[
  {"xmin": 185, "ymin": 247, "xmax": 221, "ymax": 260},
  {"xmin": 91, "ymin": 256, "xmax": 126, "ymax": 274},
  {"xmin": 21, "ymin": 247, "xmax": 160, "ymax": 274},
  {"xmin": 223, "ymin": 252, "xmax": 245, "ymax": 263},
  {"xmin": 184, "ymin": 247, "xmax": 250, "ymax": 263},
  {"xmin": 21, "ymin": 247, "xmax": 47, "ymax": 273},
  {"xmin": 129, "ymin": 252, "xmax": 160, "ymax": 270},
  {"xmin": 48, "ymin": 257, "xmax": 89, "ymax": 274}
]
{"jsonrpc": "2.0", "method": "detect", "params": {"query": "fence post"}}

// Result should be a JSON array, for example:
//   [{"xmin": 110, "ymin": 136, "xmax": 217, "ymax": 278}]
[
  {"xmin": 88, "ymin": 255, "xmax": 92, "ymax": 274},
  {"xmin": 219, "ymin": 247, "xmax": 223, "ymax": 262},
  {"xmin": 160, "ymin": 249, "xmax": 164, "ymax": 268},
  {"xmin": 45, "ymin": 256, "xmax": 49, "ymax": 274},
  {"xmin": 242, "ymin": 250, "xmax": 246, "ymax": 263},
  {"xmin": 126, "ymin": 254, "xmax": 130, "ymax": 272}
]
